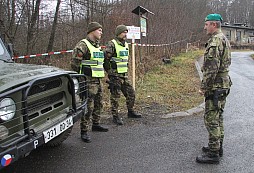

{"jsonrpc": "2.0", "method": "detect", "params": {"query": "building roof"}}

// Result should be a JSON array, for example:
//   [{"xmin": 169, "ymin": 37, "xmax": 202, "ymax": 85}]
[
  {"xmin": 222, "ymin": 24, "xmax": 254, "ymax": 31},
  {"xmin": 132, "ymin": 6, "xmax": 154, "ymax": 15}
]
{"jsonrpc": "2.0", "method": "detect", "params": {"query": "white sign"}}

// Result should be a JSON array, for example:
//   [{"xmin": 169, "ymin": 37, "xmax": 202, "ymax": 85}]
[{"xmin": 126, "ymin": 26, "xmax": 140, "ymax": 40}]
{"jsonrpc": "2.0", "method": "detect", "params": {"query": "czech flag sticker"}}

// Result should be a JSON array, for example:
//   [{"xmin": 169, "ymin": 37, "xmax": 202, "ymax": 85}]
[{"xmin": 1, "ymin": 154, "xmax": 12, "ymax": 167}]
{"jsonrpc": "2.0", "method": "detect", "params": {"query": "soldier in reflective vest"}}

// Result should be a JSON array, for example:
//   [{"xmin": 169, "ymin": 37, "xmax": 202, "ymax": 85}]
[
  {"xmin": 104, "ymin": 25, "xmax": 142, "ymax": 125},
  {"xmin": 71, "ymin": 22, "xmax": 108, "ymax": 143}
]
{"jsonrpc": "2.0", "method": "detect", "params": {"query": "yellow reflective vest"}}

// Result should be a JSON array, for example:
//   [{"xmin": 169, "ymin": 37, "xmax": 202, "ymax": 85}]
[
  {"xmin": 79, "ymin": 39, "xmax": 105, "ymax": 78},
  {"xmin": 111, "ymin": 39, "xmax": 129, "ymax": 74}
]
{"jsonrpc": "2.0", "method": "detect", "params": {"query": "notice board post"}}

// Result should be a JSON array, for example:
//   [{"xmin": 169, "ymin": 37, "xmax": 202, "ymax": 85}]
[{"xmin": 126, "ymin": 26, "xmax": 140, "ymax": 90}]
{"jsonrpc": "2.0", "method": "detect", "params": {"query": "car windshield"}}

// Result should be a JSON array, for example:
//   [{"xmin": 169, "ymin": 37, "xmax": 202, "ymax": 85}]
[{"xmin": 0, "ymin": 42, "xmax": 4, "ymax": 56}]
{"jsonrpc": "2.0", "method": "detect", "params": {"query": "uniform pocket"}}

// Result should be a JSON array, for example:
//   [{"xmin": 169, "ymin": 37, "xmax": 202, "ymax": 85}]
[{"xmin": 213, "ymin": 76, "xmax": 231, "ymax": 88}]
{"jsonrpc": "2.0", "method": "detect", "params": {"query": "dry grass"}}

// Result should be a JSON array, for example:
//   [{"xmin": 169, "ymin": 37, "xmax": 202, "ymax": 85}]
[
  {"xmin": 134, "ymin": 50, "xmax": 204, "ymax": 114},
  {"xmin": 103, "ymin": 50, "xmax": 204, "ymax": 115}
]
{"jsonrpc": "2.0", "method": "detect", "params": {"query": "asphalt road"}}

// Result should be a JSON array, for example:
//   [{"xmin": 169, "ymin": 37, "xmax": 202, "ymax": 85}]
[{"xmin": 2, "ymin": 51, "xmax": 254, "ymax": 173}]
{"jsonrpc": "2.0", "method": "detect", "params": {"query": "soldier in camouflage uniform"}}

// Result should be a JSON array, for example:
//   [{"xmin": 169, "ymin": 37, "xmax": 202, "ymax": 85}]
[
  {"xmin": 71, "ymin": 22, "xmax": 108, "ymax": 143},
  {"xmin": 104, "ymin": 25, "xmax": 142, "ymax": 125},
  {"xmin": 196, "ymin": 14, "xmax": 232, "ymax": 164}
]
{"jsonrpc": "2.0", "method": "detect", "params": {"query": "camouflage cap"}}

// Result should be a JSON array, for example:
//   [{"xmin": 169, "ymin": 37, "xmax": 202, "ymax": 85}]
[{"xmin": 205, "ymin": 14, "xmax": 223, "ymax": 22}]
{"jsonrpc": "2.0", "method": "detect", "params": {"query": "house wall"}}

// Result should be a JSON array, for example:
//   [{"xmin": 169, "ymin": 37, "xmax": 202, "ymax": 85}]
[{"xmin": 222, "ymin": 26, "xmax": 254, "ymax": 44}]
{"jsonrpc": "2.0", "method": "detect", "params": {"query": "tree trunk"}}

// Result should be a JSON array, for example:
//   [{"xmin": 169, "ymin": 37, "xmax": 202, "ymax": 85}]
[
  {"xmin": 26, "ymin": 0, "xmax": 41, "ymax": 54},
  {"xmin": 8, "ymin": 0, "xmax": 16, "ymax": 43},
  {"xmin": 47, "ymin": 0, "xmax": 61, "ymax": 53},
  {"xmin": 69, "ymin": 0, "xmax": 75, "ymax": 35}
]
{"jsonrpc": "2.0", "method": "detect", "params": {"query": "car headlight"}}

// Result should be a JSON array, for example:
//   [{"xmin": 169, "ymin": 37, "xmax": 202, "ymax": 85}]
[
  {"xmin": 72, "ymin": 78, "xmax": 79, "ymax": 94},
  {"xmin": 0, "ymin": 98, "xmax": 16, "ymax": 121}
]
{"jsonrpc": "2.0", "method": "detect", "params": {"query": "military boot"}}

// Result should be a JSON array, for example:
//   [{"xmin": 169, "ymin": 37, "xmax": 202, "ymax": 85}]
[
  {"xmin": 81, "ymin": 132, "xmax": 91, "ymax": 143},
  {"xmin": 127, "ymin": 110, "xmax": 142, "ymax": 118},
  {"xmin": 113, "ymin": 116, "xmax": 123, "ymax": 125},
  {"xmin": 202, "ymin": 143, "xmax": 223, "ymax": 157},
  {"xmin": 92, "ymin": 124, "xmax": 109, "ymax": 132},
  {"xmin": 196, "ymin": 152, "xmax": 219, "ymax": 164}
]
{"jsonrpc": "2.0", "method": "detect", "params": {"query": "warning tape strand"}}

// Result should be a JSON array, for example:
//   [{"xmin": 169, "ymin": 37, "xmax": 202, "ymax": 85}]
[
  {"xmin": 13, "ymin": 39, "xmax": 189, "ymax": 59},
  {"xmin": 13, "ymin": 50, "xmax": 74, "ymax": 59}
]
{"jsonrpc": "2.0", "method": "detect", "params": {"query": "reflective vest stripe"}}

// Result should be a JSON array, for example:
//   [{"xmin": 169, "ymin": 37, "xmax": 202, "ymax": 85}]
[
  {"xmin": 116, "ymin": 62, "xmax": 128, "ymax": 73},
  {"xmin": 81, "ymin": 60, "xmax": 103, "ymax": 65},
  {"xmin": 91, "ymin": 67, "xmax": 104, "ymax": 71},
  {"xmin": 90, "ymin": 67, "xmax": 104, "ymax": 77},
  {"xmin": 111, "ymin": 57, "xmax": 128, "ymax": 62},
  {"xmin": 117, "ymin": 63, "xmax": 128, "ymax": 68}
]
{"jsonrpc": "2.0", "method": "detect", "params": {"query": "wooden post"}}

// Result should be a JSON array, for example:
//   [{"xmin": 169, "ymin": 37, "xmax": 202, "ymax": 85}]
[
  {"xmin": 186, "ymin": 43, "xmax": 189, "ymax": 53},
  {"xmin": 132, "ymin": 38, "xmax": 136, "ymax": 90}
]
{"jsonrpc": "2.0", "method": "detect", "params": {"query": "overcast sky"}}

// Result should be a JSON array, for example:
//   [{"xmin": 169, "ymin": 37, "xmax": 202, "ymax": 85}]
[{"xmin": 41, "ymin": 0, "xmax": 58, "ymax": 14}]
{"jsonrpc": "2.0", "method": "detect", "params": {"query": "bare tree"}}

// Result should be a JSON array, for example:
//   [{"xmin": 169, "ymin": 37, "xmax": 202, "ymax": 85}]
[
  {"xmin": 26, "ymin": 0, "xmax": 41, "ymax": 54},
  {"xmin": 249, "ymin": 1, "xmax": 254, "ymax": 26},
  {"xmin": 2, "ymin": 0, "xmax": 254, "ymax": 57},
  {"xmin": 0, "ymin": 0, "xmax": 16, "ymax": 42},
  {"xmin": 47, "ymin": 0, "xmax": 61, "ymax": 52}
]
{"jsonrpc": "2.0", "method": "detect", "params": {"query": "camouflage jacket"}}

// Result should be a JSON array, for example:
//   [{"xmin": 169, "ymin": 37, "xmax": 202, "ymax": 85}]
[
  {"xmin": 71, "ymin": 37, "xmax": 100, "ymax": 73},
  {"xmin": 104, "ymin": 37, "xmax": 128, "ymax": 78},
  {"xmin": 201, "ymin": 30, "xmax": 232, "ymax": 92}
]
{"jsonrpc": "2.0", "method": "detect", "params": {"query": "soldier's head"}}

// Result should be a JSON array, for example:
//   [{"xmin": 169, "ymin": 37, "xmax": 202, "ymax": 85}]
[
  {"xmin": 204, "ymin": 14, "xmax": 222, "ymax": 35},
  {"xmin": 115, "ymin": 25, "xmax": 128, "ymax": 40},
  {"xmin": 87, "ymin": 22, "xmax": 103, "ymax": 41}
]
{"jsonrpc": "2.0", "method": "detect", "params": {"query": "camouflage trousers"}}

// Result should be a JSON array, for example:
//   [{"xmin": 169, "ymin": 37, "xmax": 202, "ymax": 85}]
[
  {"xmin": 80, "ymin": 76, "xmax": 103, "ymax": 132},
  {"xmin": 204, "ymin": 90, "xmax": 229, "ymax": 153},
  {"xmin": 109, "ymin": 75, "xmax": 135, "ymax": 117}
]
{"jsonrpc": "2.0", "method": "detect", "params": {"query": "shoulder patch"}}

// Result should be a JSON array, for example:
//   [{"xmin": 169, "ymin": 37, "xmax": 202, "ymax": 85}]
[{"xmin": 74, "ymin": 48, "xmax": 84, "ymax": 58}]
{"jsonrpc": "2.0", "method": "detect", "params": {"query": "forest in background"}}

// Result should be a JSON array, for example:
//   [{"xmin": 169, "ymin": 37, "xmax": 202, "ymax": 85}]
[{"xmin": 0, "ymin": 0, "xmax": 254, "ymax": 56}]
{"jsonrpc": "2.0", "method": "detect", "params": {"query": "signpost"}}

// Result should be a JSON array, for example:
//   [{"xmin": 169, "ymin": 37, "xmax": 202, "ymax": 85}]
[
  {"xmin": 129, "ymin": 6, "xmax": 154, "ymax": 90},
  {"xmin": 132, "ymin": 6, "xmax": 154, "ymax": 63},
  {"xmin": 126, "ymin": 26, "xmax": 140, "ymax": 90}
]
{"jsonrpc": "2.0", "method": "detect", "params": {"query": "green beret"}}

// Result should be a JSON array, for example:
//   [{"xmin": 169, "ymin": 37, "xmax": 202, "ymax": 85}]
[
  {"xmin": 205, "ymin": 14, "xmax": 223, "ymax": 22},
  {"xmin": 87, "ymin": 22, "xmax": 102, "ymax": 34},
  {"xmin": 115, "ymin": 25, "xmax": 128, "ymax": 36}
]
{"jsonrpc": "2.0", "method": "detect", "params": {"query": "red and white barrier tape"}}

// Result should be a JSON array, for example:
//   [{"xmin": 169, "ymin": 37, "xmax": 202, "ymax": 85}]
[
  {"xmin": 134, "ymin": 39, "xmax": 188, "ymax": 47},
  {"xmin": 13, "ymin": 40, "xmax": 188, "ymax": 59},
  {"xmin": 134, "ymin": 42, "xmax": 180, "ymax": 47},
  {"xmin": 13, "ymin": 50, "xmax": 74, "ymax": 59}
]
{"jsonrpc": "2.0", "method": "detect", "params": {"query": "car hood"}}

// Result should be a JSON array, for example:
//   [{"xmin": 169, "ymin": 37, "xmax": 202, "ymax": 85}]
[{"xmin": 0, "ymin": 61, "xmax": 68, "ymax": 93}]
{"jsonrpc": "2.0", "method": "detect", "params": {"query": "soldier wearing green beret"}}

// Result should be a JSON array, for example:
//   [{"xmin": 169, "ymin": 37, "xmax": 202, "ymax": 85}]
[
  {"xmin": 104, "ymin": 25, "xmax": 142, "ymax": 125},
  {"xmin": 71, "ymin": 22, "xmax": 108, "ymax": 143},
  {"xmin": 196, "ymin": 14, "xmax": 232, "ymax": 164}
]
